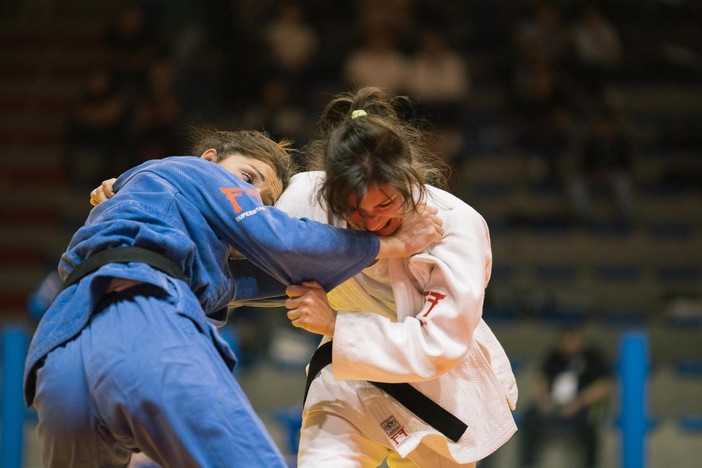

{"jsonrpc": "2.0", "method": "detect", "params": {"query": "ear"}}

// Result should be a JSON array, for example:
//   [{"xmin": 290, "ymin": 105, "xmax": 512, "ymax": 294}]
[{"xmin": 201, "ymin": 149, "xmax": 218, "ymax": 161}]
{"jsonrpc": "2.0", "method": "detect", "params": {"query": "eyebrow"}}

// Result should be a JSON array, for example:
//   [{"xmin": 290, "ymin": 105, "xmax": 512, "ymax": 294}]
[
  {"xmin": 252, "ymin": 166, "xmax": 266, "ymax": 182},
  {"xmin": 352, "ymin": 195, "xmax": 395, "ymax": 219},
  {"xmin": 375, "ymin": 195, "xmax": 395, "ymax": 207},
  {"xmin": 370, "ymin": 192, "xmax": 396, "ymax": 209}
]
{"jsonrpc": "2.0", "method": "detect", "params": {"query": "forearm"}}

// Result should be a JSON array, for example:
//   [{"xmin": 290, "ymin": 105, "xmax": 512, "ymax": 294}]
[
  {"xmin": 376, "ymin": 236, "xmax": 404, "ymax": 259},
  {"xmin": 577, "ymin": 378, "xmax": 613, "ymax": 407}
]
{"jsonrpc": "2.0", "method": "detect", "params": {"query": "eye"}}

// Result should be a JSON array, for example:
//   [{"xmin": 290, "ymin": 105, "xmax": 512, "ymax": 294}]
[
  {"xmin": 378, "ymin": 196, "xmax": 397, "ymax": 209},
  {"xmin": 240, "ymin": 171, "xmax": 253, "ymax": 183}
]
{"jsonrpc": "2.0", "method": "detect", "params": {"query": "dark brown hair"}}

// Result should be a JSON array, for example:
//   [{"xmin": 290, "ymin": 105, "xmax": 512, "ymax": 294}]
[
  {"xmin": 189, "ymin": 128, "xmax": 296, "ymax": 190},
  {"xmin": 304, "ymin": 87, "xmax": 448, "ymax": 220}
]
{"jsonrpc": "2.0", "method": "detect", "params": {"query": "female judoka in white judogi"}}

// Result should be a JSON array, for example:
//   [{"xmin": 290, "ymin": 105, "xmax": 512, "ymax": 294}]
[
  {"xmin": 243, "ymin": 87, "xmax": 516, "ymax": 467},
  {"xmin": 277, "ymin": 170, "xmax": 518, "ymax": 467}
]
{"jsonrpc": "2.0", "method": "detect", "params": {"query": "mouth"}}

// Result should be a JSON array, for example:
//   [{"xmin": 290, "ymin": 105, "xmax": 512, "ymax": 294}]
[{"xmin": 372, "ymin": 219, "xmax": 395, "ymax": 236}]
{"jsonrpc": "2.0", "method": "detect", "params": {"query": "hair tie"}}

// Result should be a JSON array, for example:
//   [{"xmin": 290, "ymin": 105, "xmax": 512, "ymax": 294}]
[{"xmin": 351, "ymin": 109, "xmax": 368, "ymax": 119}]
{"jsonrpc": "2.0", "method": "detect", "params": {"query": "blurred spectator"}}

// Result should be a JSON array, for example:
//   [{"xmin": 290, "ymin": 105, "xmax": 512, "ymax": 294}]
[
  {"xmin": 510, "ymin": 2, "xmax": 575, "ymax": 187},
  {"xmin": 343, "ymin": 27, "xmax": 408, "ymax": 95},
  {"xmin": 357, "ymin": 0, "xmax": 414, "ymax": 47},
  {"xmin": 128, "ymin": 53, "xmax": 185, "ymax": 164},
  {"xmin": 406, "ymin": 27, "xmax": 471, "ymax": 121},
  {"xmin": 62, "ymin": 67, "xmax": 131, "ymax": 187},
  {"xmin": 512, "ymin": 62, "xmax": 574, "ymax": 186},
  {"xmin": 62, "ymin": 1, "xmax": 182, "ymax": 187},
  {"xmin": 102, "ymin": 1, "xmax": 161, "ymax": 97},
  {"xmin": 406, "ymin": 27, "xmax": 471, "ymax": 184},
  {"xmin": 242, "ymin": 77, "xmax": 312, "ymax": 156},
  {"xmin": 569, "ymin": 108, "xmax": 635, "ymax": 225},
  {"xmin": 262, "ymin": 1, "xmax": 319, "ymax": 95},
  {"xmin": 513, "ymin": 1, "xmax": 570, "ymax": 76},
  {"xmin": 519, "ymin": 327, "xmax": 613, "ymax": 468},
  {"xmin": 168, "ymin": 0, "xmax": 234, "ymax": 117},
  {"xmin": 570, "ymin": 5, "xmax": 624, "ymax": 97}
]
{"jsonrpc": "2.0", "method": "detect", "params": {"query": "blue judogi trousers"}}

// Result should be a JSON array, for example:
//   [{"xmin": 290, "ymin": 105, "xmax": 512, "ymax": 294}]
[{"xmin": 33, "ymin": 285, "xmax": 286, "ymax": 467}]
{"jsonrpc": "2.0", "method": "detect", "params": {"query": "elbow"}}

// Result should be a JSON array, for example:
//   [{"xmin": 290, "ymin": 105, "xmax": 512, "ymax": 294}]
[
  {"xmin": 432, "ymin": 354, "xmax": 464, "ymax": 378},
  {"xmin": 416, "ymin": 339, "xmax": 470, "ymax": 380}
]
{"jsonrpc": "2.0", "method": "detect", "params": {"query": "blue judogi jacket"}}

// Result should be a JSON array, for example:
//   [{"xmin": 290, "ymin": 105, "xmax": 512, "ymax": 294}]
[{"xmin": 24, "ymin": 156, "xmax": 379, "ymax": 405}]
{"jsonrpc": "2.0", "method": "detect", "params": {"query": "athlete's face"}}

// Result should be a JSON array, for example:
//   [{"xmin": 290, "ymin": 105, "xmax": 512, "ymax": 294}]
[
  {"xmin": 213, "ymin": 153, "xmax": 283, "ymax": 206},
  {"xmin": 346, "ymin": 184, "xmax": 405, "ymax": 236}
]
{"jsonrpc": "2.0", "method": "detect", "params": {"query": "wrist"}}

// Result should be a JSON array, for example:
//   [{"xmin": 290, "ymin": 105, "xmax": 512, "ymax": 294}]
[{"xmin": 377, "ymin": 236, "xmax": 403, "ymax": 259}]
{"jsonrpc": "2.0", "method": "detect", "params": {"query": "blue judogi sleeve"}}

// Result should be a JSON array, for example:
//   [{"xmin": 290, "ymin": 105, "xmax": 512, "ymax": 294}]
[
  {"xmin": 112, "ymin": 157, "xmax": 379, "ymax": 293},
  {"xmin": 227, "ymin": 258, "xmax": 288, "ymax": 307},
  {"xmin": 226, "ymin": 171, "xmax": 350, "ymax": 308}
]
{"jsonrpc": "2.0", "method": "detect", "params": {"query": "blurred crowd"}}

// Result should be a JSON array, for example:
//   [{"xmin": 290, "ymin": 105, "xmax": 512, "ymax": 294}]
[{"xmin": 62, "ymin": 0, "xmax": 702, "ymax": 217}]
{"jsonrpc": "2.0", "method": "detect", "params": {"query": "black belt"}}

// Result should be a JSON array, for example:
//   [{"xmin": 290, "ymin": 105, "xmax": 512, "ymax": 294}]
[
  {"xmin": 304, "ymin": 341, "xmax": 468, "ymax": 443},
  {"xmin": 63, "ymin": 246, "xmax": 186, "ymax": 289}
]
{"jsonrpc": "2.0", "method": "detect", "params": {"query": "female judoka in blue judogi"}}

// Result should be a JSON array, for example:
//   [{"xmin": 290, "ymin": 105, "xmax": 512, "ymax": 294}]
[{"xmin": 23, "ymin": 131, "xmax": 442, "ymax": 468}]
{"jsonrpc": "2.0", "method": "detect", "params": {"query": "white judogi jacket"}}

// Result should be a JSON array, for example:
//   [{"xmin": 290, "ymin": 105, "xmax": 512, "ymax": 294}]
[{"xmin": 275, "ymin": 172, "xmax": 518, "ymax": 464}]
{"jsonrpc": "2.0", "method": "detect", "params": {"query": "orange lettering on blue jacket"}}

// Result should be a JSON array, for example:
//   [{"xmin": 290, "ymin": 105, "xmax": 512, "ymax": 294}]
[{"xmin": 220, "ymin": 187, "xmax": 261, "ymax": 213}]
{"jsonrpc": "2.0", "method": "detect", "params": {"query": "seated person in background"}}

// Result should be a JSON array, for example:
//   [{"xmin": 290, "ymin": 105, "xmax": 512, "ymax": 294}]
[
  {"xmin": 519, "ymin": 326, "xmax": 613, "ymax": 468},
  {"xmin": 569, "ymin": 107, "xmax": 635, "ymax": 226}
]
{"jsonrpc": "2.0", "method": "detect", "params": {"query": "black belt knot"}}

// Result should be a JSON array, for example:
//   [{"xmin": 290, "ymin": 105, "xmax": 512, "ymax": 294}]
[{"xmin": 304, "ymin": 340, "xmax": 468, "ymax": 443}]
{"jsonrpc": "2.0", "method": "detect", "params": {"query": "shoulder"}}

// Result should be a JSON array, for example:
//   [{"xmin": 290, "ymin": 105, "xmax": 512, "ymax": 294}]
[
  {"xmin": 425, "ymin": 185, "xmax": 470, "ymax": 210},
  {"xmin": 425, "ymin": 185, "xmax": 487, "ymax": 229},
  {"xmin": 161, "ymin": 156, "xmax": 242, "ymax": 184},
  {"xmin": 280, "ymin": 171, "xmax": 325, "ymax": 203},
  {"xmin": 161, "ymin": 156, "xmax": 219, "ymax": 172},
  {"xmin": 128, "ymin": 156, "xmax": 216, "ymax": 178},
  {"xmin": 117, "ymin": 156, "xmax": 245, "ymax": 197}
]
